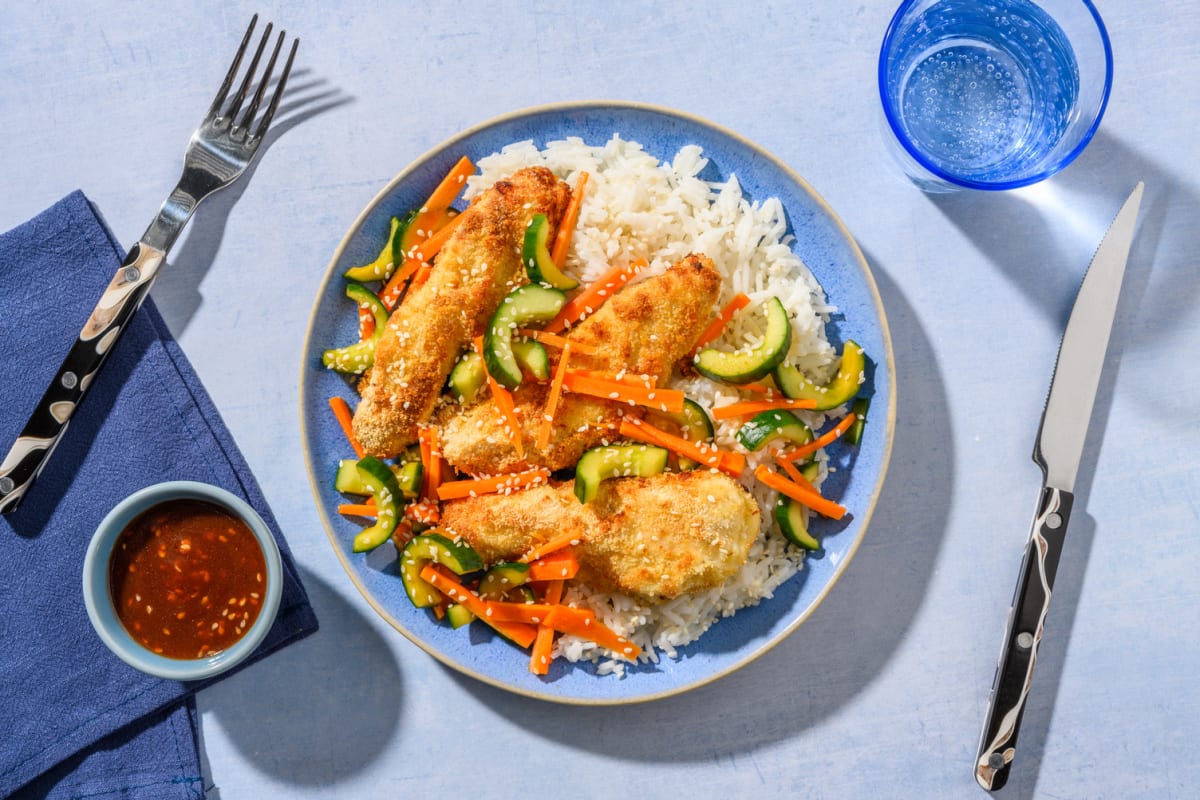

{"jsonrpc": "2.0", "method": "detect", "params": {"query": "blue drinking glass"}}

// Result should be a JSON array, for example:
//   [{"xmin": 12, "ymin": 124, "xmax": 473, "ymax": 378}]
[{"xmin": 879, "ymin": 0, "xmax": 1113, "ymax": 191}]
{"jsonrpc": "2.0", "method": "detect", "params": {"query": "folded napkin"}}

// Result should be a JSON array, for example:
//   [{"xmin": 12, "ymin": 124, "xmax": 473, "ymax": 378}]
[{"xmin": 0, "ymin": 193, "xmax": 319, "ymax": 799}]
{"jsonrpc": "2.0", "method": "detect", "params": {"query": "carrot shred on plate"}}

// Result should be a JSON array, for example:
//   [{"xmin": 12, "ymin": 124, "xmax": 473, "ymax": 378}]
[
  {"xmin": 753, "ymin": 464, "xmax": 847, "ymax": 520},
  {"xmin": 519, "ymin": 530, "xmax": 581, "ymax": 564},
  {"xmin": 526, "ymin": 550, "xmax": 580, "ymax": 581},
  {"xmin": 436, "ymin": 468, "xmax": 550, "ymax": 501},
  {"xmin": 421, "ymin": 564, "xmax": 537, "ymax": 648},
  {"xmin": 406, "ymin": 156, "xmax": 474, "ymax": 250},
  {"xmin": 357, "ymin": 304, "xmax": 376, "ymax": 340},
  {"xmin": 413, "ymin": 211, "xmax": 466, "ymax": 262},
  {"xmin": 473, "ymin": 336, "xmax": 525, "ymax": 459},
  {"xmin": 529, "ymin": 579, "xmax": 564, "ymax": 675},
  {"xmin": 544, "ymin": 259, "xmax": 645, "ymax": 333},
  {"xmin": 693, "ymin": 293, "xmax": 751, "ymax": 350},
  {"xmin": 544, "ymin": 605, "xmax": 641, "ymax": 661},
  {"xmin": 405, "ymin": 499, "xmax": 441, "ymax": 525},
  {"xmin": 550, "ymin": 171, "xmax": 589, "ymax": 268},
  {"xmin": 516, "ymin": 329, "xmax": 598, "ymax": 356},
  {"xmin": 378, "ymin": 258, "xmax": 420, "ymax": 311},
  {"xmin": 618, "ymin": 417, "xmax": 745, "ymax": 477},
  {"xmin": 562, "ymin": 371, "xmax": 684, "ymax": 413},
  {"xmin": 337, "ymin": 503, "xmax": 376, "ymax": 517},
  {"xmin": 710, "ymin": 397, "xmax": 818, "ymax": 419},
  {"xmin": 778, "ymin": 413, "xmax": 857, "ymax": 463},
  {"xmin": 417, "ymin": 426, "xmax": 443, "ymax": 501},
  {"xmin": 328, "ymin": 397, "xmax": 365, "ymax": 458},
  {"xmin": 486, "ymin": 602, "xmax": 559, "ymax": 624},
  {"xmin": 536, "ymin": 341, "xmax": 572, "ymax": 451},
  {"xmin": 566, "ymin": 368, "xmax": 656, "ymax": 387}
]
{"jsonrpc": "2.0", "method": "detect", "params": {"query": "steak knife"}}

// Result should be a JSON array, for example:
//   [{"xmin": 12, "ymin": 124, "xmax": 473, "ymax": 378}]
[{"xmin": 975, "ymin": 182, "xmax": 1144, "ymax": 791}]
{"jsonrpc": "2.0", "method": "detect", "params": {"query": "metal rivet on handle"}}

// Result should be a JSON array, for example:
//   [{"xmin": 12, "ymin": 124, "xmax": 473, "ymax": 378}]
[
  {"xmin": 124, "ymin": 266, "xmax": 141, "ymax": 282},
  {"xmin": 988, "ymin": 753, "xmax": 1005, "ymax": 770},
  {"xmin": 1016, "ymin": 631, "xmax": 1035, "ymax": 650},
  {"xmin": 0, "ymin": 477, "xmax": 13, "ymax": 494},
  {"xmin": 1046, "ymin": 512, "xmax": 1063, "ymax": 529},
  {"xmin": 61, "ymin": 371, "xmax": 77, "ymax": 389}
]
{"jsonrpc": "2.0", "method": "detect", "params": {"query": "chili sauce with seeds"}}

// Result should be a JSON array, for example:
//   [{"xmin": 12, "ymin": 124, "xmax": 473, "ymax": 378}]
[{"xmin": 108, "ymin": 499, "xmax": 267, "ymax": 660}]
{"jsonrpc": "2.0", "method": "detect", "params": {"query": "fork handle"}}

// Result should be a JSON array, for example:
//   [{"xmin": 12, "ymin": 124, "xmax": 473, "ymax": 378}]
[{"xmin": 0, "ymin": 242, "xmax": 165, "ymax": 515}]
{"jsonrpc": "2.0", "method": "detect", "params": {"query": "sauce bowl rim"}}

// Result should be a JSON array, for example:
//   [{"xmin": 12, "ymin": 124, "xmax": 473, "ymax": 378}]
[{"xmin": 82, "ymin": 480, "xmax": 283, "ymax": 681}]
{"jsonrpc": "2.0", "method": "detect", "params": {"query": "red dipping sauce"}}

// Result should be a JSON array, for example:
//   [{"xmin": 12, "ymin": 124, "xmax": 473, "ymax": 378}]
[{"xmin": 108, "ymin": 499, "xmax": 267, "ymax": 660}]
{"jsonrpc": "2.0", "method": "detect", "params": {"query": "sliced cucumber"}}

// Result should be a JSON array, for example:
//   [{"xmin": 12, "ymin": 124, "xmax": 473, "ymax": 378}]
[
  {"xmin": 651, "ymin": 397, "xmax": 715, "ymax": 471},
  {"xmin": 774, "ymin": 462, "xmax": 822, "ymax": 550},
  {"xmin": 479, "ymin": 562, "xmax": 531, "ymax": 601},
  {"xmin": 522, "ymin": 213, "xmax": 579, "ymax": 290},
  {"xmin": 398, "ymin": 533, "xmax": 484, "ymax": 608},
  {"xmin": 335, "ymin": 459, "xmax": 422, "ymax": 499},
  {"xmin": 846, "ymin": 397, "xmax": 871, "ymax": 446},
  {"xmin": 322, "ymin": 284, "xmax": 390, "ymax": 374},
  {"xmin": 389, "ymin": 209, "xmax": 420, "ymax": 268},
  {"xmin": 574, "ymin": 444, "xmax": 669, "ymax": 503},
  {"xmin": 449, "ymin": 352, "xmax": 487, "ymax": 403},
  {"xmin": 773, "ymin": 339, "xmax": 866, "ymax": 411},
  {"xmin": 446, "ymin": 604, "xmax": 476, "ymax": 629},
  {"xmin": 350, "ymin": 456, "xmax": 404, "ymax": 553},
  {"xmin": 736, "ymin": 410, "xmax": 814, "ymax": 452},
  {"xmin": 345, "ymin": 216, "xmax": 403, "ymax": 282},
  {"xmin": 484, "ymin": 285, "xmax": 566, "ymax": 389},
  {"xmin": 513, "ymin": 340, "xmax": 550, "ymax": 381},
  {"xmin": 695, "ymin": 296, "xmax": 791, "ymax": 384}
]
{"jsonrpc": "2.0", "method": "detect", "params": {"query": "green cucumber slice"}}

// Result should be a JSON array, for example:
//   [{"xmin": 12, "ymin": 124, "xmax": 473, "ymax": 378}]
[
  {"xmin": 350, "ymin": 456, "xmax": 403, "ymax": 553},
  {"xmin": 846, "ymin": 397, "xmax": 871, "ymax": 445},
  {"xmin": 652, "ymin": 397, "xmax": 715, "ymax": 471},
  {"xmin": 322, "ymin": 284, "xmax": 390, "ymax": 374},
  {"xmin": 513, "ymin": 340, "xmax": 550, "ymax": 381},
  {"xmin": 736, "ymin": 410, "xmax": 814, "ymax": 452},
  {"xmin": 774, "ymin": 461, "xmax": 822, "ymax": 550},
  {"xmin": 334, "ymin": 459, "xmax": 422, "ymax": 499},
  {"xmin": 398, "ymin": 533, "xmax": 484, "ymax": 608},
  {"xmin": 695, "ymin": 296, "xmax": 791, "ymax": 384},
  {"xmin": 446, "ymin": 604, "xmax": 476, "ymax": 629},
  {"xmin": 574, "ymin": 444, "xmax": 669, "ymax": 503},
  {"xmin": 484, "ymin": 285, "xmax": 566, "ymax": 389},
  {"xmin": 522, "ymin": 213, "xmax": 579, "ymax": 290},
  {"xmin": 773, "ymin": 339, "xmax": 866, "ymax": 411},
  {"xmin": 479, "ymin": 562, "xmax": 531, "ymax": 601},
  {"xmin": 345, "ymin": 216, "xmax": 403, "ymax": 282},
  {"xmin": 449, "ymin": 352, "xmax": 487, "ymax": 403}
]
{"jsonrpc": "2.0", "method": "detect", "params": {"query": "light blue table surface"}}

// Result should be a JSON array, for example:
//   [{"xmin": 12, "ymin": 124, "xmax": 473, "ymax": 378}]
[{"xmin": 2, "ymin": 2, "xmax": 1197, "ymax": 798}]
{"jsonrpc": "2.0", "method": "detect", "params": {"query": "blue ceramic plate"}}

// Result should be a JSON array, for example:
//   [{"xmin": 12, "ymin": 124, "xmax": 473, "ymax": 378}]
[{"xmin": 300, "ymin": 101, "xmax": 895, "ymax": 704}]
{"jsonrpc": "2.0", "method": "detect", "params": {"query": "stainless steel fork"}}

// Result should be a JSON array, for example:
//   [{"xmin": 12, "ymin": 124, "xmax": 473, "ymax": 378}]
[{"xmin": 0, "ymin": 16, "xmax": 298, "ymax": 514}]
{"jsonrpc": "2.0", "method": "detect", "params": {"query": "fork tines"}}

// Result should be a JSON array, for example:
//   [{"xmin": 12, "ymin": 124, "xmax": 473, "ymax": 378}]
[{"xmin": 209, "ymin": 14, "xmax": 299, "ymax": 141}]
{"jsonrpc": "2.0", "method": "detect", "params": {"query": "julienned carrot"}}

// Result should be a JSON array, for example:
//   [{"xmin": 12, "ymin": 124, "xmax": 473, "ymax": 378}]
[
  {"xmin": 436, "ymin": 468, "xmax": 551, "ymax": 501},
  {"xmin": 486, "ymin": 602, "xmax": 560, "ymax": 624},
  {"xmin": 550, "ymin": 171, "xmax": 589, "ymax": 268},
  {"xmin": 739, "ymin": 381, "xmax": 779, "ymax": 396},
  {"xmin": 526, "ymin": 550, "xmax": 580, "ymax": 581},
  {"xmin": 693, "ymin": 293, "xmax": 751, "ymax": 350},
  {"xmin": 775, "ymin": 454, "xmax": 810, "ymax": 488},
  {"xmin": 379, "ymin": 258, "xmax": 420, "ymax": 311},
  {"xmin": 779, "ymin": 413, "xmax": 857, "ymax": 463},
  {"xmin": 754, "ymin": 465, "xmax": 847, "ymax": 520},
  {"xmin": 562, "ymin": 371, "xmax": 685, "ymax": 413},
  {"xmin": 357, "ymin": 305, "xmax": 376, "ymax": 340},
  {"xmin": 537, "ymin": 341, "xmax": 572, "ymax": 451},
  {"xmin": 519, "ymin": 530, "xmax": 582, "ymax": 563},
  {"xmin": 413, "ymin": 210, "xmax": 466, "ymax": 262},
  {"xmin": 566, "ymin": 368, "xmax": 657, "ymax": 387},
  {"xmin": 329, "ymin": 397, "xmax": 365, "ymax": 458},
  {"xmin": 544, "ymin": 259, "xmax": 645, "ymax": 333},
  {"xmin": 710, "ymin": 397, "xmax": 818, "ymax": 419},
  {"xmin": 408, "ymin": 156, "xmax": 474, "ymax": 245},
  {"xmin": 474, "ymin": 336, "xmax": 525, "ymax": 458},
  {"xmin": 530, "ymin": 579, "xmax": 564, "ymax": 675},
  {"xmin": 405, "ymin": 499, "xmax": 441, "ymax": 525},
  {"xmin": 544, "ymin": 605, "xmax": 641, "ymax": 660},
  {"xmin": 337, "ymin": 503, "xmax": 376, "ymax": 517},
  {"xmin": 619, "ymin": 418, "xmax": 745, "ymax": 477},
  {"xmin": 420, "ymin": 564, "xmax": 537, "ymax": 648},
  {"xmin": 418, "ymin": 426, "xmax": 443, "ymax": 500},
  {"xmin": 517, "ymin": 329, "xmax": 598, "ymax": 356}
]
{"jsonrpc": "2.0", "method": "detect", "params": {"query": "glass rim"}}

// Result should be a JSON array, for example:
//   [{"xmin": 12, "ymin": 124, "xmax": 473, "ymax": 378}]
[{"xmin": 877, "ymin": 0, "xmax": 1114, "ymax": 191}]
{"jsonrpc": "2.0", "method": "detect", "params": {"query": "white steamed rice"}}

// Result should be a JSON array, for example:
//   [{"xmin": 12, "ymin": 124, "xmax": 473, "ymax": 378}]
[{"xmin": 465, "ymin": 135, "xmax": 844, "ymax": 675}]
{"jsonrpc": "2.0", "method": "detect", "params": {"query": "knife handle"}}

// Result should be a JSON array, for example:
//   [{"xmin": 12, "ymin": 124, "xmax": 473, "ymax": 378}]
[
  {"xmin": 0, "ymin": 242, "xmax": 164, "ymax": 515},
  {"xmin": 975, "ymin": 484, "xmax": 1074, "ymax": 790}
]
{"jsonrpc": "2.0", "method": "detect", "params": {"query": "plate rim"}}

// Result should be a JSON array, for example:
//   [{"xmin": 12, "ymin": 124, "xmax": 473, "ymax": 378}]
[{"xmin": 299, "ymin": 99, "xmax": 896, "ymax": 705}]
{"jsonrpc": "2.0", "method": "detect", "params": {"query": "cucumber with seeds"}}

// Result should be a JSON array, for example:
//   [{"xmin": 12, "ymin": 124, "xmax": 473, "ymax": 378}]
[
  {"xmin": 773, "ymin": 340, "xmax": 866, "ymax": 411},
  {"xmin": 446, "ymin": 604, "xmax": 475, "ymax": 629},
  {"xmin": 651, "ymin": 398, "xmax": 715, "ymax": 470},
  {"xmin": 484, "ymin": 285, "xmax": 566, "ymax": 389},
  {"xmin": 350, "ymin": 456, "xmax": 404, "ymax": 553},
  {"xmin": 694, "ymin": 296, "xmax": 791, "ymax": 384},
  {"xmin": 574, "ymin": 444, "xmax": 669, "ymax": 503},
  {"xmin": 321, "ymin": 284, "xmax": 389, "ymax": 374},
  {"xmin": 736, "ymin": 410, "xmax": 814, "ymax": 453},
  {"xmin": 344, "ymin": 216, "xmax": 404, "ymax": 282},
  {"xmin": 522, "ymin": 213, "xmax": 578, "ymax": 290},
  {"xmin": 450, "ymin": 341, "xmax": 550, "ymax": 403},
  {"xmin": 335, "ymin": 459, "xmax": 422, "ymax": 499},
  {"xmin": 399, "ymin": 533, "xmax": 484, "ymax": 608},
  {"xmin": 774, "ymin": 461, "xmax": 822, "ymax": 550}
]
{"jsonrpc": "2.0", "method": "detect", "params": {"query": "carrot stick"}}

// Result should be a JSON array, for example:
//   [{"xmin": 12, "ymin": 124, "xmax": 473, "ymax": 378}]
[
  {"xmin": 544, "ymin": 605, "xmax": 641, "ymax": 660},
  {"xmin": 537, "ymin": 341, "xmax": 572, "ymax": 452},
  {"xmin": 329, "ymin": 397, "xmax": 365, "ymax": 458},
  {"xmin": 473, "ymin": 336, "xmax": 525, "ymax": 458},
  {"xmin": 566, "ymin": 368, "xmax": 657, "ymax": 387},
  {"xmin": 486, "ymin": 602, "xmax": 559, "ymax": 624},
  {"xmin": 516, "ymin": 329, "xmax": 598, "ymax": 356},
  {"xmin": 337, "ymin": 503, "xmax": 376, "ymax": 517},
  {"xmin": 357, "ymin": 305, "xmax": 376, "ymax": 340},
  {"xmin": 526, "ymin": 550, "xmax": 580, "ymax": 581},
  {"xmin": 753, "ymin": 465, "xmax": 847, "ymax": 520},
  {"xmin": 710, "ymin": 398, "xmax": 818, "ymax": 419},
  {"xmin": 738, "ymin": 381, "xmax": 780, "ymax": 396},
  {"xmin": 378, "ymin": 258, "xmax": 420, "ymax": 311},
  {"xmin": 413, "ymin": 211, "xmax": 467, "ymax": 262},
  {"xmin": 405, "ymin": 499, "xmax": 441, "ymax": 525},
  {"xmin": 436, "ymin": 468, "xmax": 551, "ymax": 501},
  {"xmin": 776, "ymin": 454, "xmax": 810, "ymax": 487},
  {"xmin": 619, "ymin": 418, "xmax": 745, "ymax": 477},
  {"xmin": 550, "ymin": 171, "xmax": 589, "ymax": 268},
  {"xmin": 420, "ymin": 565, "xmax": 537, "ymax": 648},
  {"xmin": 693, "ymin": 293, "xmax": 751, "ymax": 350},
  {"xmin": 406, "ymin": 156, "xmax": 474, "ymax": 248},
  {"xmin": 519, "ymin": 530, "xmax": 582, "ymax": 563},
  {"xmin": 544, "ymin": 259, "xmax": 645, "ymax": 333},
  {"xmin": 562, "ymin": 371, "xmax": 685, "ymax": 413},
  {"xmin": 418, "ymin": 426, "xmax": 443, "ymax": 501},
  {"xmin": 779, "ymin": 413, "xmax": 857, "ymax": 463},
  {"xmin": 530, "ymin": 579, "xmax": 563, "ymax": 675}
]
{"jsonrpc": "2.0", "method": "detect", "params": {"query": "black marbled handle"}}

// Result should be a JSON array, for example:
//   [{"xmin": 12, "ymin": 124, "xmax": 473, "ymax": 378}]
[
  {"xmin": 0, "ymin": 242, "xmax": 164, "ymax": 514},
  {"xmin": 975, "ymin": 485, "xmax": 1074, "ymax": 791}
]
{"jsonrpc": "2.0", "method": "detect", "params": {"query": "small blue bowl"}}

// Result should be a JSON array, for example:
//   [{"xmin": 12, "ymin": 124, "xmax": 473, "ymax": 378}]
[{"xmin": 82, "ymin": 481, "xmax": 283, "ymax": 681}]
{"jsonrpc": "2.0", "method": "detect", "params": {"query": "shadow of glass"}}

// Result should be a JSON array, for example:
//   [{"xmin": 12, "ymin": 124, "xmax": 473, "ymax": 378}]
[
  {"xmin": 446, "ymin": 255, "xmax": 955, "ymax": 764},
  {"xmin": 197, "ymin": 567, "xmax": 402, "ymax": 786},
  {"xmin": 151, "ymin": 81, "xmax": 354, "ymax": 336}
]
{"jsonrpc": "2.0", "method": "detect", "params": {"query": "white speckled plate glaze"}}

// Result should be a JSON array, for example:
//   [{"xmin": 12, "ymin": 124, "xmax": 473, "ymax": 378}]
[{"xmin": 300, "ymin": 101, "xmax": 895, "ymax": 704}]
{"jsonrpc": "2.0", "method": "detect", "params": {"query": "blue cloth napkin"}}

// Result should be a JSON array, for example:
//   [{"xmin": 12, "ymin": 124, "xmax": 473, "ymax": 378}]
[{"xmin": 0, "ymin": 192, "xmax": 319, "ymax": 799}]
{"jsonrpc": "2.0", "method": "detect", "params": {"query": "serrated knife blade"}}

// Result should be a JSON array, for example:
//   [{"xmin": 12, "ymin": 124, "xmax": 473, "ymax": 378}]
[{"xmin": 975, "ymin": 182, "xmax": 1144, "ymax": 791}]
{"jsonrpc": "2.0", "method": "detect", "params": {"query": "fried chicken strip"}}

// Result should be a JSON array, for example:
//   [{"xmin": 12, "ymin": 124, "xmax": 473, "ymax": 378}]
[
  {"xmin": 436, "ymin": 253, "xmax": 722, "ymax": 473},
  {"xmin": 352, "ymin": 167, "xmax": 570, "ymax": 457},
  {"xmin": 439, "ymin": 470, "xmax": 761, "ymax": 602}
]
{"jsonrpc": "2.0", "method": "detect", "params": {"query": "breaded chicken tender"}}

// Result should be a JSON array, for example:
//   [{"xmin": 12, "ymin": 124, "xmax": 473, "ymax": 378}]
[
  {"xmin": 439, "ymin": 470, "xmax": 761, "ymax": 602},
  {"xmin": 436, "ymin": 254, "xmax": 721, "ymax": 474},
  {"xmin": 353, "ymin": 167, "xmax": 570, "ymax": 456}
]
